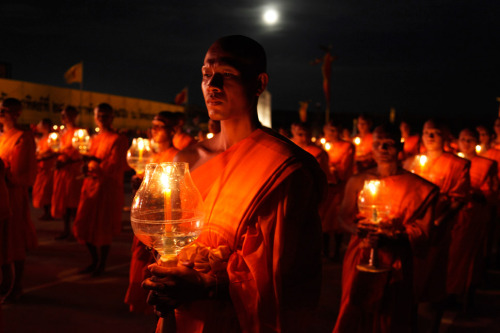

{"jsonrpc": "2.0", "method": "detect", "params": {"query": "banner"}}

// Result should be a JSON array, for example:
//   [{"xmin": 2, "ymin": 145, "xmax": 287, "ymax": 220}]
[
  {"xmin": 64, "ymin": 62, "xmax": 83, "ymax": 84},
  {"xmin": 0, "ymin": 78, "xmax": 184, "ymax": 130}
]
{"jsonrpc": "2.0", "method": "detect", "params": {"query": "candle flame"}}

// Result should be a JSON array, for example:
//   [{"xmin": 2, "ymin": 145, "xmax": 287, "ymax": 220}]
[
  {"xmin": 137, "ymin": 138, "xmax": 145, "ymax": 151},
  {"xmin": 207, "ymin": 132, "xmax": 214, "ymax": 139},
  {"xmin": 400, "ymin": 137, "xmax": 405, "ymax": 143},
  {"xmin": 419, "ymin": 155, "xmax": 427, "ymax": 167},
  {"xmin": 457, "ymin": 152, "xmax": 465, "ymax": 158},
  {"xmin": 354, "ymin": 137, "xmax": 361, "ymax": 146},
  {"xmin": 367, "ymin": 180, "xmax": 380, "ymax": 195},
  {"xmin": 475, "ymin": 145, "xmax": 482, "ymax": 154},
  {"xmin": 320, "ymin": 138, "xmax": 326, "ymax": 145},
  {"xmin": 324, "ymin": 142, "xmax": 331, "ymax": 151},
  {"xmin": 49, "ymin": 132, "xmax": 59, "ymax": 140}
]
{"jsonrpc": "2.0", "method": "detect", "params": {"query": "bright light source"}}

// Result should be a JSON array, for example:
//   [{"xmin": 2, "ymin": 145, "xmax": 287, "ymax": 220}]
[{"xmin": 263, "ymin": 9, "xmax": 279, "ymax": 25}]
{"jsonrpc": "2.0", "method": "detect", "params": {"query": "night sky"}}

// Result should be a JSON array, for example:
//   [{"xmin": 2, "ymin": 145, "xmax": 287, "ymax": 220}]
[{"xmin": 2, "ymin": 0, "xmax": 500, "ymax": 130}]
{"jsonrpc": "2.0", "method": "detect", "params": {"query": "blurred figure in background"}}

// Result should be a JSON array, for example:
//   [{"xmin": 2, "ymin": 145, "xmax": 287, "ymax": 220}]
[
  {"xmin": 32, "ymin": 118, "xmax": 57, "ymax": 221},
  {"xmin": 353, "ymin": 114, "xmax": 375, "ymax": 174},
  {"xmin": 73, "ymin": 103, "xmax": 128, "ymax": 277},
  {"xmin": 399, "ymin": 120, "xmax": 420, "ymax": 160},
  {"xmin": 0, "ymin": 98, "xmax": 37, "ymax": 303},
  {"xmin": 172, "ymin": 112, "xmax": 196, "ymax": 150},
  {"xmin": 51, "ymin": 106, "xmax": 84, "ymax": 240},
  {"xmin": 290, "ymin": 121, "xmax": 330, "ymax": 176},
  {"xmin": 320, "ymin": 120, "xmax": 354, "ymax": 260}
]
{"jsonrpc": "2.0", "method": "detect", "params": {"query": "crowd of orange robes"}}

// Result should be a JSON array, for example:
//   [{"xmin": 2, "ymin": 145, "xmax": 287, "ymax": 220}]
[
  {"xmin": 31, "ymin": 134, "xmax": 57, "ymax": 212},
  {"xmin": 124, "ymin": 146, "xmax": 179, "ymax": 314},
  {"xmin": 333, "ymin": 171, "xmax": 438, "ymax": 332},
  {"xmin": 73, "ymin": 130, "xmax": 128, "ymax": 246},
  {"xmin": 51, "ymin": 127, "xmax": 84, "ymax": 220},
  {"xmin": 0, "ymin": 127, "xmax": 37, "ymax": 265}
]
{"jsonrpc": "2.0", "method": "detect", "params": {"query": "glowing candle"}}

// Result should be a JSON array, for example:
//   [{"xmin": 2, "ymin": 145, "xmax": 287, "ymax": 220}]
[
  {"xmin": 320, "ymin": 138, "xmax": 326, "ymax": 145},
  {"xmin": 137, "ymin": 138, "xmax": 144, "ymax": 162},
  {"xmin": 324, "ymin": 142, "xmax": 332, "ymax": 151},
  {"xmin": 400, "ymin": 137, "xmax": 405, "ymax": 143},
  {"xmin": 354, "ymin": 137, "xmax": 361, "ymax": 146},
  {"xmin": 207, "ymin": 132, "xmax": 214, "ymax": 139},
  {"xmin": 475, "ymin": 145, "xmax": 482, "ymax": 154},
  {"xmin": 162, "ymin": 166, "xmax": 172, "ymax": 221},
  {"xmin": 457, "ymin": 152, "xmax": 465, "ymax": 158},
  {"xmin": 419, "ymin": 155, "xmax": 427, "ymax": 167}
]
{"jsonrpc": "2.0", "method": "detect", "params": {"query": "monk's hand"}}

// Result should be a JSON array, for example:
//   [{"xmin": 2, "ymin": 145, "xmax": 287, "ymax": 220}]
[{"xmin": 142, "ymin": 262, "xmax": 214, "ymax": 312}]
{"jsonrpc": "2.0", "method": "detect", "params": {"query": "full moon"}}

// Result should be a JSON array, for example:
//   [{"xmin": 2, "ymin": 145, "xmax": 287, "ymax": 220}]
[{"xmin": 263, "ymin": 9, "xmax": 279, "ymax": 25}]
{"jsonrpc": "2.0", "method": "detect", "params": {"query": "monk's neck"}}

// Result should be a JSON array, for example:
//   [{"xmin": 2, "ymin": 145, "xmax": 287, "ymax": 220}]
[
  {"xmin": 99, "ymin": 127, "xmax": 113, "ymax": 134},
  {"xmin": 426, "ymin": 149, "xmax": 443, "ymax": 161},
  {"xmin": 158, "ymin": 141, "xmax": 173, "ymax": 152},
  {"xmin": 2, "ymin": 122, "xmax": 16, "ymax": 132},
  {"xmin": 218, "ymin": 116, "xmax": 260, "ymax": 150},
  {"xmin": 376, "ymin": 163, "xmax": 399, "ymax": 178}
]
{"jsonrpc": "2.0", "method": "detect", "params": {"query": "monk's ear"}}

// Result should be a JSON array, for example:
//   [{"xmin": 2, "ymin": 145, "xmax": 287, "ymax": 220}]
[{"xmin": 255, "ymin": 73, "xmax": 268, "ymax": 97}]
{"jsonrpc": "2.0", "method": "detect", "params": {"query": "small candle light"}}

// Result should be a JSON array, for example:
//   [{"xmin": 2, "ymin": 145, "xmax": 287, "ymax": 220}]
[
  {"xmin": 161, "ymin": 165, "xmax": 172, "ymax": 221},
  {"xmin": 475, "ymin": 145, "xmax": 482, "ymax": 154},
  {"xmin": 457, "ymin": 152, "xmax": 465, "ymax": 158},
  {"xmin": 419, "ymin": 155, "xmax": 427, "ymax": 167},
  {"xmin": 400, "ymin": 137, "xmax": 405, "ymax": 143},
  {"xmin": 354, "ymin": 137, "xmax": 361, "ymax": 146},
  {"xmin": 47, "ymin": 132, "xmax": 61, "ymax": 152},
  {"xmin": 320, "ymin": 138, "xmax": 326, "ymax": 145},
  {"xmin": 95, "ymin": 127, "xmax": 100, "ymax": 133},
  {"xmin": 324, "ymin": 142, "xmax": 332, "ymax": 151},
  {"xmin": 72, "ymin": 129, "xmax": 91, "ymax": 154},
  {"xmin": 137, "ymin": 138, "xmax": 145, "ymax": 161},
  {"xmin": 206, "ymin": 132, "xmax": 214, "ymax": 139},
  {"xmin": 53, "ymin": 125, "xmax": 58, "ymax": 131}
]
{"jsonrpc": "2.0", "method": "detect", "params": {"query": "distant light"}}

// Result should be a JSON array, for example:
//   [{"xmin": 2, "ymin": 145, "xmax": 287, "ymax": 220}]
[
  {"xmin": 311, "ymin": 137, "xmax": 317, "ymax": 143},
  {"xmin": 475, "ymin": 145, "xmax": 482, "ymax": 154},
  {"xmin": 207, "ymin": 132, "xmax": 214, "ymax": 139},
  {"xmin": 457, "ymin": 152, "xmax": 465, "ymax": 158},
  {"xmin": 60, "ymin": 125, "xmax": 65, "ymax": 130},
  {"xmin": 325, "ymin": 142, "xmax": 332, "ymax": 151},
  {"xmin": 95, "ymin": 127, "xmax": 100, "ymax": 133},
  {"xmin": 320, "ymin": 138, "xmax": 326, "ymax": 145},
  {"xmin": 354, "ymin": 137, "xmax": 361, "ymax": 146},
  {"xmin": 400, "ymin": 137, "xmax": 405, "ymax": 143},
  {"xmin": 53, "ymin": 125, "xmax": 58, "ymax": 131},
  {"xmin": 263, "ymin": 9, "xmax": 279, "ymax": 25}
]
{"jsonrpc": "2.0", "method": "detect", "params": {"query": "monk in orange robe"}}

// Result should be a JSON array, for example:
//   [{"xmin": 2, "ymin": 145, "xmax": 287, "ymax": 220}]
[
  {"xmin": 400, "ymin": 120, "xmax": 420, "ymax": 160},
  {"xmin": 32, "ymin": 118, "xmax": 58, "ymax": 220},
  {"xmin": 477, "ymin": 124, "xmax": 500, "ymax": 268},
  {"xmin": 73, "ymin": 103, "xmax": 128, "ymax": 277},
  {"xmin": 0, "ymin": 98, "xmax": 37, "ymax": 303},
  {"xmin": 51, "ymin": 106, "xmax": 84, "ymax": 240},
  {"xmin": 143, "ymin": 35, "xmax": 326, "ymax": 333},
  {"xmin": 403, "ymin": 119, "xmax": 470, "ymax": 332},
  {"xmin": 290, "ymin": 121, "xmax": 330, "ymax": 176},
  {"xmin": 333, "ymin": 124, "xmax": 438, "ymax": 333},
  {"xmin": 490, "ymin": 118, "xmax": 500, "ymax": 149},
  {"xmin": 320, "ymin": 120, "xmax": 355, "ymax": 259},
  {"xmin": 353, "ymin": 114, "xmax": 375, "ymax": 174},
  {"xmin": 125, "ymin": 111, "xmax": 179, "ymax": 314},
  {"xmin": 172, "ymin": 112, "xmax": 196, "ymax": 150},
  {"xmin": 447, "ymin": 129, "xmax": 498, "ymax": 307}
]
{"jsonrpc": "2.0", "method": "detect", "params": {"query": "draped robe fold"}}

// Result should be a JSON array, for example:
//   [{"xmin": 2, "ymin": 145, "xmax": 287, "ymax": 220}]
[
  {"xmin": 32, "ymin": 135, "xmax": 56, "ymax": 208},
  {"xmin": 166, "ymin": 128, "xmax": 326, "ymax": 332}
]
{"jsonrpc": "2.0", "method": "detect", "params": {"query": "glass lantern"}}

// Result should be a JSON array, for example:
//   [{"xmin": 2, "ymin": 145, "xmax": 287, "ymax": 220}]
[
  {"xmin": 127, "ymin": 138, "xmax": 154, "ymax": 175},
  {"xmin": 47, "ymin": 132, "xmax": 61, "ymax": 152},
  {"xmin": 72, "ymin": 129, "xmax": 91, "ymax": 154}
]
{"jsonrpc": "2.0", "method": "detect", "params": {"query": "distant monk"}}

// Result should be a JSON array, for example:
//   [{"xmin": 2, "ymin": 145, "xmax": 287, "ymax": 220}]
[
  {"xmin": 491, "ymin": 117, "xmax": 500, "ymax": 149},
  {"xmin": 320, "ymin": 120, "xmax": 354, "ymax": 260},
  {"xmin": 333, "ymin": 124, "xmax": 438, "ymax": 333},
  {"xmin": 51, "ymin": 106, "xmax": 84, "ymax": 240},
  {"xmin": 447, "ymin": 128, "xmax": 498, "ymax": 307},
  {"xmin": 0, "ymin": 98, "xmax": 37, "ymax": 303},
  {"xmin": 143, "ymin": 35, "xmax": 326, "ymax": 332},
  {"xmin": 125, "ymin": 111, "xmax": 179, "ymax": 314},
  {"xmin": 172, "ymin": 112, "xmax": 196, "ymax": 150},
  {"xmin": 353, "ymin": 114, "xmax": 375, "ymax": 174},
  {"xmin": 403, "ymin": 118, "xmax": 470, "ymax": 333},
  {"xmin": 399, "ymin": 120, "xmax": 420, "ymax": 160},
  {"xmin": 73, "ymin": 103, "xmax": 128, "ymax": 277},
  {"xmin": 32, "ymin": 118, "xmax": 57, "ymax": 221},
  {"xmin": 290, "ymin": 121, "xmax": 330, "ymax": 176}
]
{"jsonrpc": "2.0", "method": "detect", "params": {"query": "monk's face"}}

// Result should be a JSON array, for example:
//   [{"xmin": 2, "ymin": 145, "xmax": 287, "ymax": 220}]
[
  {"xmin": 357, "ymin": 117, "xmax": 371, "ymax": 135},
  {"xmin": 61, "ymin": 110, "xmax": 77, "ymax": 126},
  {"xmin": 372, "ymin": 130, "xmax": 398, "ymax": 164},
  {"xmin": 323, "ymin": 124, "xmax": 340, "ymax": 142},
  {"xmin": 201, "ymin": 42, "xmax": 266, "ymax": 121},
  {"xmin": 291, "ymin": 125, "xmax": 308, "ymax": 146},
  {"xmin": 422, "ymin": 121, "xmax": 444, "ymax": 152},
  {"xmin": 94, "ymin": 107, "xmax": 113, "ymax": 130},
  {"xmin": 0, "ymin": 101, "xmax": 18, "ymax": 126},
  {"xmin": 476, "ymin": 126, "xmax": 491, "ymax": 146},
  {"xmin": 494, "ymin": 118, "xmax": 500, "ymax": 136},
  {"xmin": 458, "ymin": 130, "xmax": 477, "ymax": 156},
  {"xmin": 151, "ymin": 120, "xmax": 175, "ymax": 144}
]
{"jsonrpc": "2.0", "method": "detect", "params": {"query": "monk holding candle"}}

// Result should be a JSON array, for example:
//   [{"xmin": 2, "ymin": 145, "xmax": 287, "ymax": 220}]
[
  {"xmin": 0, "ymin": 98, "xmax": 37, "ymax": 303},
  {"xmin": 404, "ymin": 118, "xmax": 470, "ymax": 332},
  {"xmin": 73, "ymin": 103, "xmax": 128, "ymax": 277},
  {"xmin": 32, "ymin": 118, "xmax": 57, "ymax": 221},
  {"xmin": 333, "ymin": 124, "xmax": 438, "ymax": 333},
  {"xmin": 320, "ymin": 120, "xmax": 355, "ymax": 260},
  {"xmin": 51, "ymin": 106, "xmax": 84, "ymax": 240},
  {"xmin": 447, "ymin": 128, "xmax": 498, "ymax": 308},
  {"xmin": 142, "ymin": 35, "xmax": 326, "ymax": 332},
  {"xmin": 125, "ymin": 111, "xmax": 179, "ymax": 314}
]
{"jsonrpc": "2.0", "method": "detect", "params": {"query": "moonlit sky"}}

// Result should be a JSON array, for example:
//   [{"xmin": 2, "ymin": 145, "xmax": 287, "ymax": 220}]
[{"xmin": 1, "ymin": 0, "xmax": 500, "ymax": 127}]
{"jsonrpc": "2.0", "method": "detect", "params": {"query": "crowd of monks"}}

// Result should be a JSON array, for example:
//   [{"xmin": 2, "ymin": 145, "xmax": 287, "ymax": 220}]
[{"xmin": 1, "ymin": 35, "xmax": 499, "ymax": 332}]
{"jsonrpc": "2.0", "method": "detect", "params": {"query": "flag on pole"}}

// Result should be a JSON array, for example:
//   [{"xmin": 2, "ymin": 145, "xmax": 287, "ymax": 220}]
[
  {"xmin": 64, "ymin": 62, "xmax": 83, "ymax": 84},
  {"xmin": 174, "ymin": 87, "xmax": 188, "ymax": 105}
]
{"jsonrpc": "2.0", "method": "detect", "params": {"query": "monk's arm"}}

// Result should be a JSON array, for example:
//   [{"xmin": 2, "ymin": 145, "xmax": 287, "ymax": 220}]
[{"xmin": 7, "ymin": 133, "xmax": 36, "ymax": 187}]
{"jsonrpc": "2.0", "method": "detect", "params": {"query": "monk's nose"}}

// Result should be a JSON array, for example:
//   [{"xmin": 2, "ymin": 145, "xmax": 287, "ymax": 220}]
[{"xmin": 208, "ymin": 73, "xmax": 223, "ymax": 91}]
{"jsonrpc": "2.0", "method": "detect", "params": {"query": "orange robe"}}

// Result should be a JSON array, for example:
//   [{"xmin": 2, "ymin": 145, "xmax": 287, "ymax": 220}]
[
  {"xmin": 301, "ymin": 143, "xmax": 330, "ymax": 176},
  {"xmin": 164, "ymin": 128, "xmax": 326, "ymax": 332},
  {"xmin": 447, "ymin": 156, "xmax": 498, "ymax": 295},
  {"xmin": 173, "ymin": 132, "xmax": 196, "ymax": 151},
  {"xmin": 354, "ymin": 133, "xmax": 375, "ymax": 174},
  {"xmin": 333, "ymin": 170, "xmax": 438, "ymax": 333},
  {"xmin": 0, "ymin": 128, "xmax": 37, "ymax": 263},
  {"xmin": 32, "ymin": 135, "xmax": 57, "ymax": 208},
  {"xmin": 320, "ymin": 140, "xmax": 355, "ymax": 232},
  {"xmin": 404, "ymin": 152, "xmax": 470, "ymax": 302},
  {"xmin": 51, "ymin": 128, "xmax": 84, "ymax": 219},
  {"xmin": 73, "ymin": 131, "xmax": 128, "ymax": 246},
  {"xmin": 125, "ymin": 146, "xmax": 179, "ymax": 314},
  {"xmin": 402, "ymin": 135, "xmax": 420, "ymax": 159}
]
